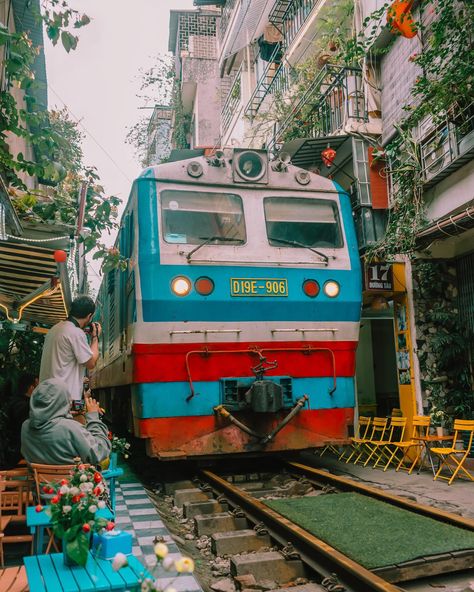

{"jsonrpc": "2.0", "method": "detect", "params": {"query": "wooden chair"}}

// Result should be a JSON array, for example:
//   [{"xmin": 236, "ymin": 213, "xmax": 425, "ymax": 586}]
[
  {"xmin": 432, "ymin": 420, "xmax": 474, "ymax": 485},
  {"xmin": 29, "ymin": 463, "xmax": 76, "ymax": 503},
  {"xmin": 394, "ymin": 415, "xmax": 431, "ymax": 474},
  {"xmin": 370, "ymin": 416, "xmax": 407, "ymax": 469},
  {"xmin": 0, "ymin": 478, "xmax": 34, "ymax": 566},
  {"xmin": 340, "ymin": 416, "xmax": 372, "ymax": 463},
  {"xmin": 0, "ymin": 566, "xmax": 28, "ymax": 591},
  {"xmin": 353, "ymin": 417, "xmax": 388, "ymax": 465}
]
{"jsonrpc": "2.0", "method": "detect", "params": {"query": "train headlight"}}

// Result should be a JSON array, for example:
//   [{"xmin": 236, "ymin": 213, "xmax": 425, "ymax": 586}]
[
  {"xmin": 233, "ymin": 149, "xmax": 267, "ymax": 183},
  {"xmin": 302, "ymin": 279, "xmax": 320, "ymax": 298},
  {"xmin": 171, "ymin": 276, "xmax": 192, "ymax": 296},
  {"xmin": 323, "ymin": 280, "xmax": 340, "ymax": 298},
  {"xmin": 195, "ymin": 276, "xmax": 214, "ymax": 296}
]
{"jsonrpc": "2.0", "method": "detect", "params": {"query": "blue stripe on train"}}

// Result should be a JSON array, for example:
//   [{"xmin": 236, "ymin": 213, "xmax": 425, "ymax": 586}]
[{"xmin": 131, "ymin": 377, "xmax": 355, "ymax": 419}]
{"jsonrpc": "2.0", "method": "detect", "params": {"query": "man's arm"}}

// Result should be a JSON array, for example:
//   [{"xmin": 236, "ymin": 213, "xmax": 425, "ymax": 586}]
[{"xmin": 85, "ymin": 323, "xmax": 102, "ymax": 370}]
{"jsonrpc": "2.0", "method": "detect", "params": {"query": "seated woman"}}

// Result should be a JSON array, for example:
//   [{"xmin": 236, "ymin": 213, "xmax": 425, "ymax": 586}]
[{"xmin": 21, "ymin": 379, "xmax": 111, "ymax": 465}]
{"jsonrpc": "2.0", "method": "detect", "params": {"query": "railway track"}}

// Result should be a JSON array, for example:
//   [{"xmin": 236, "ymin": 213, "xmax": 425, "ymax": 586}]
[{"xmin": 158, "ymin": 461, "xmax": 474, "ymax": 592}]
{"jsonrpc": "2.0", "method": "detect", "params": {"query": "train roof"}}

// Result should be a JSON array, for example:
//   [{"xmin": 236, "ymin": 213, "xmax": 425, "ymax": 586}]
[{"xmin": 137, "ymin": 149, "xmax": 340, "ymax": 195}]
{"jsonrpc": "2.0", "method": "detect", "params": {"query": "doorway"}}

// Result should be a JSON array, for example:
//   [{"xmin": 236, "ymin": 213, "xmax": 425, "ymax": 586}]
[{"xmin": 356, "ymin": 313, "xmax": 400, "ymax": 417}]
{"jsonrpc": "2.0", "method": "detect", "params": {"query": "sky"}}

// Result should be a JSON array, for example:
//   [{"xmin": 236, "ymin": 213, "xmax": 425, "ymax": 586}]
[{"xmin": 44, "ymin": 0, "xmax": 193, "ymax": 288}]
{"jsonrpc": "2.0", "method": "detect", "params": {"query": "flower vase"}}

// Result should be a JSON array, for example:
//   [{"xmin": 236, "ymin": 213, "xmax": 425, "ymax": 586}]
[
  {"xmin": 436, "ymin": 426, "xmax": 446, "ymax": 437},
  {"xmin": 109, "ymin": 452, "xmax": 118, "ymax": 470},
  {"xmin": 63, "ymin": 539, "xmax": 78, "ymax": 567}
]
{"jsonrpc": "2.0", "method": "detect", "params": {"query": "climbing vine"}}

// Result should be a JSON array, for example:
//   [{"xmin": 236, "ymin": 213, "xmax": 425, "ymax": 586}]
[
  {"xmin": 413, "ymin": 260, "xmax": 473, "ymax": 424},
  {"xmin": 361, "ymin": 0, "xmax": 474, "ymax": 258}
]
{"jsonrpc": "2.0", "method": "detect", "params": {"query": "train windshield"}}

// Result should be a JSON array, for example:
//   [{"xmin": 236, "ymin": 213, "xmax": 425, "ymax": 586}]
[
  {"xmin": 161, "ymin": 190, "xmax": 246, "ymax": 245},
  {"xmin": 264, "ymin": 197, "xmax": 343, "ymax": 248}
]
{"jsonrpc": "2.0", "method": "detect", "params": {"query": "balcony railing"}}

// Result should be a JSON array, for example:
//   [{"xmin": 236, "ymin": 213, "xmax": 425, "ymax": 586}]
[
  {"xmin": 279, "ymin": 0, "xmax": 317, "ymax": 49},
  {"xmin": 420, "ymin": 101, "xmax": 474, "ymax": 187},
  {"xmin": 221, "ymin": 63, "xmax": 243, "ymax": 135},
  {"xmin": 218, "ymin": 0, "xmax": 238, "ymax": 42},
  {"xmin": 244, "ymin": 44, "xmax": 292, "ymax": 119},
  {"xmin": 268, "ymin": 65, "xmax": 366, "ymax": 153}
]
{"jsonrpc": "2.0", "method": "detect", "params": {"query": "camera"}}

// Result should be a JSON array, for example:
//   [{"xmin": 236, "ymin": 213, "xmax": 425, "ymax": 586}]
[
  {"xmin": 72, "ymin": 399, "xmax": 85, "ymax": 412},
  {"xmin": 84, "ymin": 322, "xmax": 98, "ymax": 335}
]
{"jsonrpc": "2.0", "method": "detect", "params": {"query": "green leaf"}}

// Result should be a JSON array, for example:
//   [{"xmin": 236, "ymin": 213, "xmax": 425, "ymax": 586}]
[
  {"xmin": 66, "ymin": 532, "xmax": 89, "ymax": 567},
  {"xmin": 61, "ymin": 31, "xmax": 78, "ymax": 53}
]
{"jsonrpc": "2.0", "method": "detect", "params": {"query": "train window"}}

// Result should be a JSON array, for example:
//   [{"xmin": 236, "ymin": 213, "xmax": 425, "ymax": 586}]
[
  {"xmin": 161, "ymin": 190, "xmax": 246, "ymax": 245},
  {"xmin": 264, "ymin": 197, "xmax": 343, "ymax": 248}
]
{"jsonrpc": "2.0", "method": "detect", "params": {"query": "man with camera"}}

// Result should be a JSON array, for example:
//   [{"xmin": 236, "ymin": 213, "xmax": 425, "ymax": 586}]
[{"xmin": 39, "ymin": 295, "xmax": 102, "ymax": 406}]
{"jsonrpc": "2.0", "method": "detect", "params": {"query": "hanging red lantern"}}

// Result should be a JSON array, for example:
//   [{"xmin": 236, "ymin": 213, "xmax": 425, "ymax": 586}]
[
  {"xmin": 387, "ymin": 0, "xmax": 417, "ymax": 39},
  {"xmin": 321, "ymin": 146, "xmax": 337, "ymax": 167},
  {"xmin": 53, "ymin": 250, "xmax": 67, "ymax": 263}
]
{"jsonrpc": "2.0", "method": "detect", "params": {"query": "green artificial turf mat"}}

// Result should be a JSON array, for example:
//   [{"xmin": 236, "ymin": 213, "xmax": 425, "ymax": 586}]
[{"xmin": 265, "ymin": 492, "xmax": 474, "ymax": 569}]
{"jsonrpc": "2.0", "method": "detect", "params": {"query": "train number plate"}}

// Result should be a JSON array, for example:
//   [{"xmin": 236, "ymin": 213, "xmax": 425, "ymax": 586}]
[{"xmin": 230, "ymin": 278, "xmax": 288, "ymax": 297}]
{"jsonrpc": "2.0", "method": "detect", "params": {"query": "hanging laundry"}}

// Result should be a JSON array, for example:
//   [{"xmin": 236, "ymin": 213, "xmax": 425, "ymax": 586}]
[{"xmin": 257, "ymin": 35, "xmax": 283, "ymax": 63}]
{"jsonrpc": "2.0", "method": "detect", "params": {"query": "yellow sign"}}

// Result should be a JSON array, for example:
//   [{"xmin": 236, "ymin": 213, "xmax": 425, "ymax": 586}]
[{"xmin": 230, "ymin": 278, "xmax": 288, "ymax": 297}]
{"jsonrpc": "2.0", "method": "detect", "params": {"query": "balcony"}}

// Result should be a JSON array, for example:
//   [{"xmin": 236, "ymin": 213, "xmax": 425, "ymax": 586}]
[
  {"xmin": 268, "ymin": 65, "xmax": 366, "ymax": 153},
  {"xmin": 269, "ymin": 0, "xmax": 317, "ymax": 50},
  {"xmin": 419, "ymin": 101, "xmax": 474, "ymax": 187},
  {"xmin": 244, "ymin": 45, "xmax": 292, "ymax": 119},
  {"xmin": 221, "ymin": 64, "xmax": 243, "ymax": 135},
  {"xmin": 218, "ymin": 0, "xmax": 238, "ymax": 43}
]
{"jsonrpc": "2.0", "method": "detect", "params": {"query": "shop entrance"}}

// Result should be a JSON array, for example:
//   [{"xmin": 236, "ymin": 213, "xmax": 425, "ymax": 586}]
[{"xmin": 356, "ymin": 309, "xmax": 400, "ymax": 417}]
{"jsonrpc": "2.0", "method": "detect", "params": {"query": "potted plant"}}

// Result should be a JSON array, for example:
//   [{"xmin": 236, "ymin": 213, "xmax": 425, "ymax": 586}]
[
  {"xmin": 46, "ymin": 463, "xmax": 110, "ymax": 566},
  {"xmin": 107, "ymin": 432, "xmax": 131, "ymax": 469},
  {"xmin": 429, "ymin": 406, "xmax": 450, "ymax": 437}
]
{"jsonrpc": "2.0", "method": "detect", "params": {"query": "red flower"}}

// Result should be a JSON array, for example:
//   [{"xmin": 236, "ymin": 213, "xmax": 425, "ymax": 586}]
[
  {"xmin": 93, "ymin": 486, "xmax": 102, "ymax": 496},
  {"xmin": 71, "ymin": 495, "xmax": 81, "ymax": 504},
  {"xmin": 60, "ymin": 479, "xmax": 68, "ymax": 486},
  {"xmin": 51, "ymin": 496, "xmax": 60, "ymax": 504},
  {"xmin": 82, "ymin": 523, "xmax": 91, "ymax": 533},
  {"xmin": 105, "ymin": 522, "xmax": 115, "ymax": 531},
  {"xmin": 108, "ymin": 431, "xmax": 113, "ymax": 440},
  {"xmin": 78, "ymin": 464, "xmax": 86, "ymax": 471},
  {"xmin": 93, "ymin": 473, "xmax": 102, "ymax": 484},
  {"xmin": 35, "ymin": 505, "xmax": 43, "ymax": 512},
  {"xmin": 79, "ymin": 492, "xmax": 86, "ymax": 499}
]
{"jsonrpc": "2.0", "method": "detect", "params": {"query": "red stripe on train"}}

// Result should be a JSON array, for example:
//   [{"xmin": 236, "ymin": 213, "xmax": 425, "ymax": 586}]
[
  {"xmin": 136, "ymin": 408, "xmax": 354, "ymax": 458},
  {"xmin": 132, "ymin": 340, "xmax": 357, "ymax": 383}
]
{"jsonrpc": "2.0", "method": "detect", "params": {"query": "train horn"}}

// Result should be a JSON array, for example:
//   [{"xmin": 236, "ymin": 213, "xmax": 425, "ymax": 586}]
[{"xmin": 271, "ymin": 151, "xmax": 291, "ymax": 172}]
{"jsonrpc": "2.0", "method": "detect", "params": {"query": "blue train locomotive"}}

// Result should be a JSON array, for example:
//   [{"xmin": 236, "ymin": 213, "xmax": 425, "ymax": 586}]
[{"xmin": 94, "ymin": 149, "xmax": 362, "ymax": 459}]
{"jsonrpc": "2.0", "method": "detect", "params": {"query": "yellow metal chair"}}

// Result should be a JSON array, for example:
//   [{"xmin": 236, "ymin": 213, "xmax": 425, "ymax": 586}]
[
  {"xmin": 371, "ymin": 416, "xmax": 407, "ymax": 469},
  {"xmin": 340, "ymin": 416, "xmax": 371, "ymax": 463},
  {"xmin": 353, "ymin": 417, "xmax": 388, "ymax": 465},
  {"xmin": 431, "ymin": 420, "xmax": 474, "ymax": 485},
  {"xmin": 394, "ymin": 415, "xmax": 431, "ymax": 474}
]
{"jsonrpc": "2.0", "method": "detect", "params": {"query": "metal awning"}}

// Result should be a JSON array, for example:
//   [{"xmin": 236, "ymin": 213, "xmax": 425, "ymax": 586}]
[
  {"xmin": 416, "ymin": 204, "xmax": 474, "ymax": 248},
  {"xmin": 281, "ymin": 136, "xmax": 349, "ymax": 170},
  {"xmin": 0, "ymin": 240, "xmax": 71, "ymax": 326}
]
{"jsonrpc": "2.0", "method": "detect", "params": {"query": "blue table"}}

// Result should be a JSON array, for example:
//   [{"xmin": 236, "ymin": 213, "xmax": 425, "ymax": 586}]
[
  {"xmin": 27, "ymin": 506, "xmax": 114, "ymax": 554},
  {"xmin": 24, "ymin": 552, "xmax": 151, "ymax": 591}
]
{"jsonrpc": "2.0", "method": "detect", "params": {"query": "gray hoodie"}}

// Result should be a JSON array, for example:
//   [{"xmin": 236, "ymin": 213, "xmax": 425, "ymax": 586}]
[{"xmin": 21, "ymin": 379, "xmax": 111, "ymax": 465}]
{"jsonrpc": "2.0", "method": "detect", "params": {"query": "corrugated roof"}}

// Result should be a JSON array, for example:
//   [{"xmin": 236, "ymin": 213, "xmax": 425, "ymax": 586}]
[
  {"xmin": 12, "ymin": 0, "xmax": 48, "ymax": 110},
  {"xmin": 0, "ymin": 240, "xmax": 70, "ymax": 325}
]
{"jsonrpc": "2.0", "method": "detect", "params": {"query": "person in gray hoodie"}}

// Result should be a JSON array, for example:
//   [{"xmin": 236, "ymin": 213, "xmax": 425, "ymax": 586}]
[{"xmin": 21, "ymin": 378, "xmax": 111, "ymax": 465}]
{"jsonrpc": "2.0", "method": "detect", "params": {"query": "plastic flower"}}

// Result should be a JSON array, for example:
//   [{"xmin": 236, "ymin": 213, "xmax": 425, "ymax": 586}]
[
  {"xmin": 161, "ymin": 557, "xmax": 175, "ymax": 571},
  {"xmin": 62, "ymin": 505, "xmax": 72, "ymax": 514},
  {"xmin": 112, "ymin": 552, "xmax": 128, "ymax": 571},
  {"xmin": 174, "ymin": 557, "xmax": 194, "ymax": 573},
  {"xmin": 88, "ymin": 504, "xmax": 98, "ymax": 513},
  {"xmin": 98, "ymin": 500, "xmax": 106, "ymax": 509},
  {"xmin": 154, "ymin": 542, "xmax": 169, "ymax": 559},
  {"xmin": 80, "ymin": 474, "xmax": 88, "ymax": 482}
]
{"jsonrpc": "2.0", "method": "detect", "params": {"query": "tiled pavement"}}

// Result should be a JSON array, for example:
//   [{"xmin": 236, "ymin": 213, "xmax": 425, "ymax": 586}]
[{"xmin": 114, "ymin": 479, "xmax": 202, "ymax": 591}]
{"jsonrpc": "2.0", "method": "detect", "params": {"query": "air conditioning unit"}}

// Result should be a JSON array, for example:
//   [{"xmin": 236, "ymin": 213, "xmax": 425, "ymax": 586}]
[
  {"xmin": 420, "ymin": 125, "xmax": 451, "ymax": 183},
  {"xmin": 412, "ymin": 115, "xmax": 434, "ymax": 142}
]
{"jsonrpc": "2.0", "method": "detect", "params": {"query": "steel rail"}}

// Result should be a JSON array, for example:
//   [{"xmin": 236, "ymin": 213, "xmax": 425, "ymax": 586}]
[
  {"xmin": 286, "ymin": 461, "xmax": 474, "ymax": 531},
  {"xmin": 201, "ymin": 469, "xmax": 402, "ymax": 592}
]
